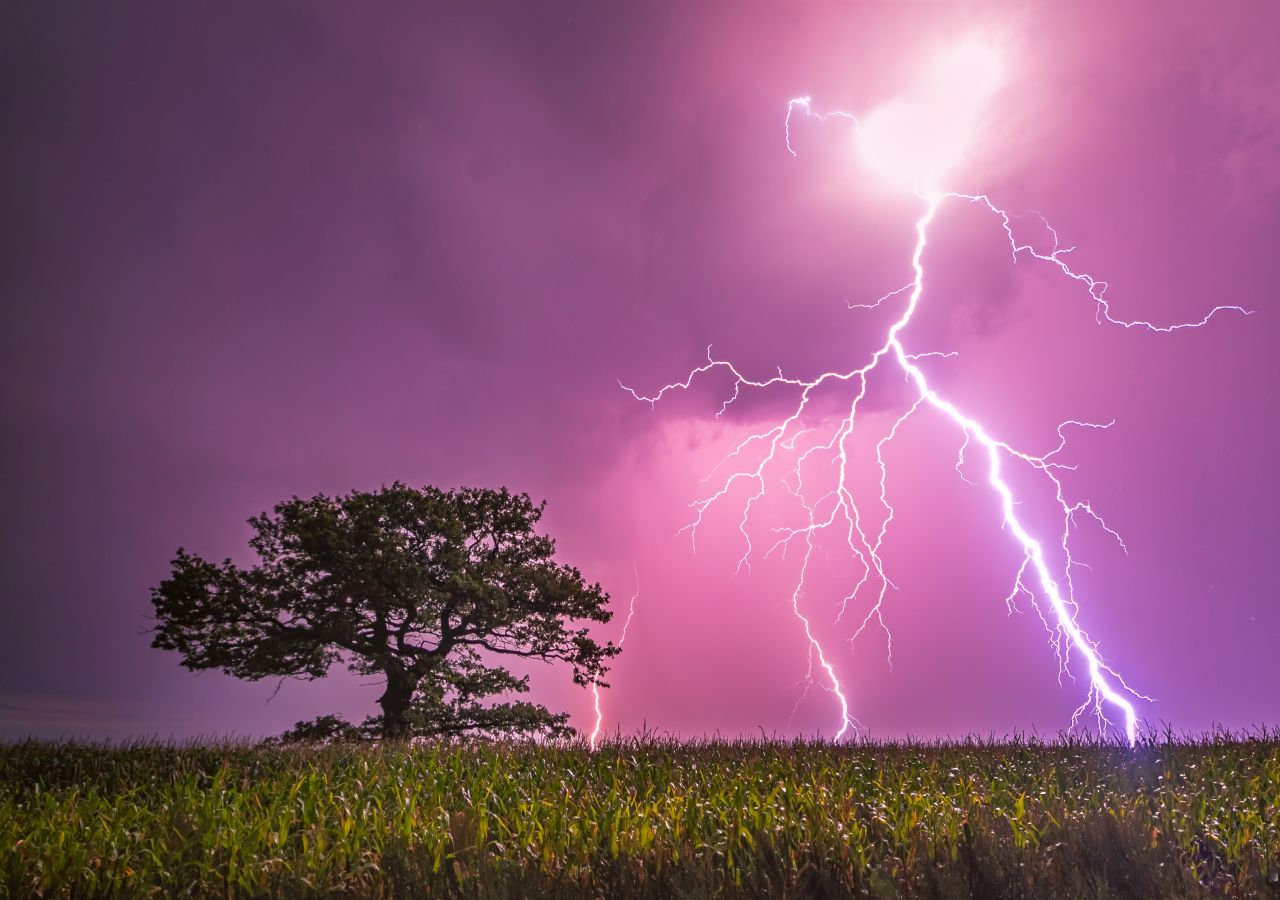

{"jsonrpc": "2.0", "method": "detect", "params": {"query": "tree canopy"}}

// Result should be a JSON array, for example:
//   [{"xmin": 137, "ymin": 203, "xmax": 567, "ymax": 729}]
[{"xmin": 151, "ymin": 483, "xmax": 617, "ymax": 740}]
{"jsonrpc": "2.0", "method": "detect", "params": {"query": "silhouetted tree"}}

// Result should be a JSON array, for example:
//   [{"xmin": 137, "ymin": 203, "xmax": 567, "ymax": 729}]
[
  {"xmin": 273, "ymin": 713, "xmax": 365, "ymax": 745},
  {"xmin": 151, "ymin": 484, "xmax": 617, "ymax": 740}
]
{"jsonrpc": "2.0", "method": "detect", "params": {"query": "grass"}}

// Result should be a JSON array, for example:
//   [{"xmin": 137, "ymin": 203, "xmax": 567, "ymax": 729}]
[{"xmin": 2, "ymin": 730, "xmax": 1278, "ymax": 898}]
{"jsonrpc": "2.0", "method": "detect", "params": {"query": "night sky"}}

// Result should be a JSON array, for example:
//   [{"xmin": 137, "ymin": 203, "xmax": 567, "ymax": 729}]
[{"xmin": 2, "ymin": 2, "xmax": 1277, "ymax": 740}]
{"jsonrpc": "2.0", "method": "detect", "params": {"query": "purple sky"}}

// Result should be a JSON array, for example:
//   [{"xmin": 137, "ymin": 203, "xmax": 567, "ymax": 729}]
[{"xmin": 2, "ymin": 2, "xmax": 1277, "ymax": 740}]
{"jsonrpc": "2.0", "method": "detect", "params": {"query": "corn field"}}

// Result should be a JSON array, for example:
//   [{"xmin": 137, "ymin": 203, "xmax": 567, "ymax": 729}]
[{"xmin": 2, "ymin": 730, "xmax": 1278, "ymax": 898}]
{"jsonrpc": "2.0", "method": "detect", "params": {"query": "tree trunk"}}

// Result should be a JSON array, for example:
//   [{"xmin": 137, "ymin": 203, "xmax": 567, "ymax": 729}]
[{"xmin": 378, "ymin": 671, "xmax": 416, "ymax": 741}]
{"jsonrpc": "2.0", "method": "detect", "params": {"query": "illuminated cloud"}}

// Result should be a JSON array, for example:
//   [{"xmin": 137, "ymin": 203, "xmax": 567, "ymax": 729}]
[{"xmin": 858, "ymin": 38, "xmax": 1004, "ymax": 196}]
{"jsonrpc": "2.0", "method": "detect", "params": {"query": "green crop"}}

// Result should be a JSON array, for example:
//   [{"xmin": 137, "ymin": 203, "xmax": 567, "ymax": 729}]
[{"xmin": 2, "ymin": 730, "xmax": 1277, "ymax": 898}]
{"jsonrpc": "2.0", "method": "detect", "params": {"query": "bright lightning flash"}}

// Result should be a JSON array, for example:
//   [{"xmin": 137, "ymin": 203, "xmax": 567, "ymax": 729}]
[
  {"xmin": 624, "ymin": 39, "xmax": 1251, "ymax": 746},
  {"xmin": 589, "ymin": 563, "xmax": 640, "ymax": 749}
]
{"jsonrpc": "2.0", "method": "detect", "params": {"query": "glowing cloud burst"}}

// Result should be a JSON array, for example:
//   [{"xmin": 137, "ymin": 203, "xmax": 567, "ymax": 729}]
[{"xmin": 623, "ymin": 42, "xmax": 1249, "ymax": 745}]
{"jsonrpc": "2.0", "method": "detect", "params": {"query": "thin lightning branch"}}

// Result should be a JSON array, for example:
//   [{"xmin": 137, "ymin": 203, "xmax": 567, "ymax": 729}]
[
  {"xmin": 624, "ymin": 96, "xmax": 1251, "ymax": 747},
  {"xmin": 850, "ymin": 283, "xmax": 913, "ymax": 311},
  {"xmin": 790, "ymin": 523, "xmax": 857, "ymax": 737},
  {"xmin": 785, "ymin": 97, "xmax": 859, "ymax": 157},
  {"xmin": 589, "ymin": 563, "xmax": 640, "ymax": 749},
  {"xmin": 955, "ymin": 192, "xmax": 1254, "ymax": 332}
]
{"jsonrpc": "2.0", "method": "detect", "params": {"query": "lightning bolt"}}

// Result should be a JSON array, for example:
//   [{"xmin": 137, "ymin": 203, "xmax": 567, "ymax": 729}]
[
  {"xmin": 623, "ymin": 95, "xmax": 1251, "ymax": 746},
  {"xmin": 589, "ymin": 562, "xmax": 640, "ymax": 749}
]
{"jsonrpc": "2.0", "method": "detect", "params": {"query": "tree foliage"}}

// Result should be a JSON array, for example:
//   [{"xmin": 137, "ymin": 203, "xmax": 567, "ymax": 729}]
[{"xmin": 151, "ymin": 484, "xmax": 617, "ymax": 740}]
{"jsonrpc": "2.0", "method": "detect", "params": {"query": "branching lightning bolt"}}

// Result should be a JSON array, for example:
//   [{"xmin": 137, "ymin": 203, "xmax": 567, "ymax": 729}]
[
  {"xmin": 589, "ymin": 562, "xmax": 640, "ymax": 749},
  {"xmin": 622, "ymin": 92, "xmax": 1251, "ymax": 746}
]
